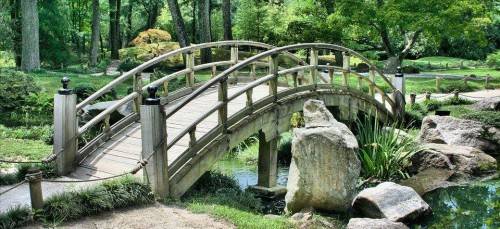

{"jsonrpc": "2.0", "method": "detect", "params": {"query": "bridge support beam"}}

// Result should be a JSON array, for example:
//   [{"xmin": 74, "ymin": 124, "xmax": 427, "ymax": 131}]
[
  {"xmin": 53, "ymin": 77, "xmax": 77, "ymax": 175},
  {"xmin": 140, "ymin": 86, "xmax": 169, "ymax": 199},
  {"xmin": 249, "ymin": 131, "xmax": 286, "ymax": 198}
]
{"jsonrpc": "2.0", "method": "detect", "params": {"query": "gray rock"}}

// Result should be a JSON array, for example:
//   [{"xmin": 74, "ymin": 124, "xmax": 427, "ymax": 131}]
[
  {"xmin": 471, "ymin": 97, "xmax": 500, "ymax": 111},
  {"xmin": 410, "ymin": 143, "xmax": 497, "ymax": 179},
  {"xmin": 419, "ymin": 116, "xmax": 500, "ymax": 154},
  {"xmin": 81, "ymin": 100, "xmax": 134, "ymax": 122},
  {"xmin": 285, "ymin": 100, "xmax": 360, "ymax": 213},
  {"xmin": 347, "ymin": 218, "xmax": 409, "ymax": 229},
  {"xmin": 399, "ymin": 168, "xmax": 456, "ymax": 196},
  {"xmin": 352, "ymin": 182, "xmax": 431, "ymax": 222}
]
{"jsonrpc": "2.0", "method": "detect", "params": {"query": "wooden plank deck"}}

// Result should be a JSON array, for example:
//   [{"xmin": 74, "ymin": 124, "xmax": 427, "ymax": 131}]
[{"xmin": 71, "ymin": 84, "xmax": 276, "ymax": 180}]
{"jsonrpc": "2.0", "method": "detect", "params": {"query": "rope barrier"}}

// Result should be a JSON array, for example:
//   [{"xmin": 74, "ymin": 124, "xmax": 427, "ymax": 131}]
[{"xmin": 0, "ymin": 180, "xmax": 27, "ymax": 196}]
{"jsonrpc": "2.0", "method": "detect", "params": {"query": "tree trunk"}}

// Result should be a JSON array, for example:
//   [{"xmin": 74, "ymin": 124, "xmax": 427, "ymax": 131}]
[
  {"xmin": 166, "ymin": 0, "xmax": 190, "ymax": 47},
  {"xmin": 192, "ymin": 0, "xmax": 196, "ymax": 43},
  {"xmin": 10, "ymin": 0, "xmax": 21, "ymax": 68},
  {"xmin": 109, "ymin": 0, "xmax": 120, "ymax": 59},
  {"xmin": 384, "ymin": 55, "xmax": 402, "ymax": 74},
  {"xmin": 222, "ymin": 0, "xmax": 232, "ymax": 40},
  {"xmin": 89, "ymin": 0, "xmax": 100, "ymax": 67},
  {"xmin": 20, "ymin": 0, "xmax": 40, "ymax": 72},
  {"xmin": 198, "ymin": 0, "xmax": 211, "ymax": 63},
  {"xmin": 126, "ymin": 2, "xmax": 132, "ymax": 44},
  {"xmin": 146, "ymin": 4, "xmax": 159, "ymax": 29}
]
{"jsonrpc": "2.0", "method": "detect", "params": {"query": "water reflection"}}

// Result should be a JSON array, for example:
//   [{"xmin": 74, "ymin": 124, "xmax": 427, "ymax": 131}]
[{"xmin": 215, "ymin": 159, "xmax": 289, "ymax": 189}]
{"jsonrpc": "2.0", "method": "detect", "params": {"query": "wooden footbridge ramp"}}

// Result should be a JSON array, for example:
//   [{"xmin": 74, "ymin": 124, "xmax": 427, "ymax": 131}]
[{"xmin": 54, "ymin": 41, "xmax": 402, "ymax": 198}]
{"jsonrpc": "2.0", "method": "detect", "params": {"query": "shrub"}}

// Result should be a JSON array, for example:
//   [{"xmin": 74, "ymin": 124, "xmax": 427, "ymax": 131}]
[
  {"xmin": 461, "ymin": 111, "xmax": 500, "ymax": 128},
  {"xmin": 131, "ymin": 29, "xmax": 172, "ymax": 46},
  {"xmin": 42, "ymin": 176, "xmax": 154, "ymax": 222},
  {"xmin": 356, "ymin": 63, "xmax": 370, "ymax": 73},
  {"xmin": 404, "ymin": 110, "xmax": 424, "ymax": 128},
  {"xmin": 0, "ymin": 206, "xmax": 32, "ymax": 228},
  {"xmin": 318, "ymin": 55, "xmax": 336, "ymax": 66},
  {"xmin": 355, "ymin": 117, "xmax": 419, "ymax": 181},
  {"xmin": 442, "ymin": 97, "xmax": 474, "ymax": 106},
  {"xmin": 440, "ymin": 81, "xmax": 477, "ymax": 93},
  {"xmin": 185, "ymin": 171, "xmax": 241, "ymax": 197},
  {"xmin": 486, "ymin": 51, "xmax": 500, "ymax": 69},
  {"xmin": 117, "ymin": 58, "xmax": 142, "ymax": 72},
  {"xmin": 0, "ymin": 70, "xmax": 40, "ymax": 112},
  {"xmin": 402, "ymin": 65, "xmax": 421, "ymax": 74},
  {"xmin": 423, "ymin": 99, "xmax": 442, "ymax": 111}
]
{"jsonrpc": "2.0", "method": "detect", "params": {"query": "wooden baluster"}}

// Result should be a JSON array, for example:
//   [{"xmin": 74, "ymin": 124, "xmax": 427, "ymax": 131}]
[
  {"xmin": 328, "ymin": 64, "xmax": 334, "ymax": 86},
  {"xmin": 133, "ymin": 72, "xmax": 143, "ymax": 115},
  {"xmin": 269, "ymin": 54, "xmax": 279, "ymax": 101},
  {"xmin": 369, "ymin": 67, "xmax": 376, "ymax": 97},
  {"xmin": 163, "ymin": 81, "xmax": 169, "ymax": 97},
  {"xmin": 103, "ymin": 114, "xmax": 111, "ymax": 139},
  {"xmin": 310, "ymin": 48, "xmax": 319, "ymax": 89},
  {"xmin": 342, "ymin": 52, "xmax": 350, "ymax": 87},
  {"xmin": 218, "ymin": 79, "xmax": 228, "ymax": 134},
  {"xmin": 211, "ymin": 65, "xmax": 217, "ymax": 78},
  {"xmin": 231, "ymin": 46, "xmax": 239, "ymax": 83},
  {"xmin": 246, "ymin": 88, "xmax": 253, "ymax": 114},
  {"xmin": 250, "ymin": 63, "xmax": 257, "ymax": 80},
  {"xmin": 189, "ymin": 127, "xmax": 196, "ymax": 147},
  {"xmin": 186, "ymin": 52, "xmax": 195, "ymax": 88},
  {"xmin": 292, "ymin": 72, "xmax": 298, "ymax": 88}
]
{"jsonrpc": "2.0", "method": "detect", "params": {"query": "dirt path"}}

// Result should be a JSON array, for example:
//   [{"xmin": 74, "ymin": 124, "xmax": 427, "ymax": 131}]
[{"xmin": 23, "ymin": 203, "xmax": 234, "ymax": 229}]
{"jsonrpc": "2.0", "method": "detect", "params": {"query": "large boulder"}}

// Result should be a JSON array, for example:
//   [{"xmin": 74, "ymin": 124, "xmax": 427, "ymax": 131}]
[
  {"xmin": 352, "ymin": 182, "xmax": 431, "ymax": 222},
  {"xmin": 347, "ymin": 218, "xmax": 409, "ymax": 229},
  {"xmin": 419, "ymin": 115, "xmax": 500, "ymax": 154},
  {"xmin": 471, "ymin": 97, "xmax": 500, "ymax": 111},
  {"xmin": 410, "ymin": 143, "xmax": 497, "ymax": 179},
  {"xmin": 81, "ymin": 100, "xmax": 133, "ymax": 123},
  {"xmin": 285, "ymin": 100, "xmax": 360, "ymax": 213}
]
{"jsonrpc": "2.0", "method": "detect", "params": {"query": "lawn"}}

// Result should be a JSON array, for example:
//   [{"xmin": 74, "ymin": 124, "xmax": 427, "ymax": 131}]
[{"xmin": 0, "ymin": 138, "xmax": 52, "ymax": 168}]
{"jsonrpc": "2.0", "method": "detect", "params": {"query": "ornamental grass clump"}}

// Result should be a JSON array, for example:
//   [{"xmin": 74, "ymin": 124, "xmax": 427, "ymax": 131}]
[{"xmin": 355, "ymin": 117, "xmax": 419, "ymax": 181}]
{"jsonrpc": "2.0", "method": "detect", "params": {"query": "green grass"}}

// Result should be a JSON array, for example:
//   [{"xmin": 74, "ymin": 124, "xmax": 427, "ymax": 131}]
[
  {"xmin": 422, "ymin": 68, "xmax": 500, "ymax": 78},
  {"xmin": 0, "ymin": 138, "xmax": 52, "ymax": 167}
]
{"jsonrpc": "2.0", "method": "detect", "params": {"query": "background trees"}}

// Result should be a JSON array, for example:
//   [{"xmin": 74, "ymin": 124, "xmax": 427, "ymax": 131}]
[{"xmin": 0, "ymin": 0, "xmax": 496, "ymax": 72}]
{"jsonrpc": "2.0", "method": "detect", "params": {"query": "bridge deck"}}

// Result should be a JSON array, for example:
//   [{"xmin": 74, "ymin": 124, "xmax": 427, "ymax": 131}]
[{"xmin": 72, "ymin": 84, "xmax": 277, "ymax": 179}]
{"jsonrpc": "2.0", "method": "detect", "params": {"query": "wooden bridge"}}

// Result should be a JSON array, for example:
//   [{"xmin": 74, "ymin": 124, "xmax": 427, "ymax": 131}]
[{"xmin": 52, "ymin": 41, "xmax": 404, "ymax": 198}]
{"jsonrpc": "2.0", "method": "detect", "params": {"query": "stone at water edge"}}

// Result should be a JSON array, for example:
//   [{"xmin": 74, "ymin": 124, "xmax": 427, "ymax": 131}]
[
  {"xmin": 352, "ymin": 182, "xmax": 431, "ymax": 222},
  {"xmin": 347, "ymin": 218, "xmax": 409, "ymax": 229},
  {"xmin": 285, "ymin": 100, "xmax": 361, "ymax": 213},
  {"xmin": 419, "ymin": 115, "xmax": 500, "ymax": 155}
]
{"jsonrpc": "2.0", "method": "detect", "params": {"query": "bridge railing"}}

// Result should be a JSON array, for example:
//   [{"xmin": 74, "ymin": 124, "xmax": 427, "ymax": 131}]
[
  {"xmin": 70, "ymin": 41, "xmax": 304, "ymax": 169},
  {"xmin": 160, "ymin": 43, "xmax": 399, "ymax": 184}
]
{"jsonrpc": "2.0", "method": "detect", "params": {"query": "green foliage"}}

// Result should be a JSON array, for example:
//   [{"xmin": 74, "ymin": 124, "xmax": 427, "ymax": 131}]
[
  {"xmin": 185, "ymin": 171, "xmax": 241, "ymax": 197},
  {"xmin": 0, "ymin": 162, "xmax": 56, "ymax": 185},
  {"xmin": 117, "ymin": 58, "xmax": 142, "ymax": 72},
  {"xmin": 0, "ymin": 206, "xmax": 32, "ymax": 229},
  {"xmin": 404, "ymin": 104, "xmax": 426, "ymax": 128},
  {"xmin": 0, "ymin": 125, "xmax": 53, "ymax": 143},
  {"xmin": 461, "ymin": 111, "xmax": 500, "ymax": 128},
  {"xmin": 355, "ymin": 117, "xmax": 419, "ymax": 181},
  {"xmin": 440, "ymin": 81, "xmax": 478, "ymax": 93},
  {"xmin": 0, "ymin": 70, "xmax": 39, "ymax": 112},
  {"xmin": 131, "ymin": 29, "xmax": 172, "ymax": 46},
  {"xmin": 442, "ymin": 97, "xmax": 474, "ymax": 106},
  {"xmin": 42, "ymin": 176, "xmax": 154, "ymax": 222},
  {"xmin": 486, "ymin": 51, "xmax": 500, "ymax": 69},
  {"xmin": 402, "ymin": 65, "xmax": 421, "ymax": 74},
  {"xmin": 423, "ymin": 99, "xmax": 443, "ymax": 111}
]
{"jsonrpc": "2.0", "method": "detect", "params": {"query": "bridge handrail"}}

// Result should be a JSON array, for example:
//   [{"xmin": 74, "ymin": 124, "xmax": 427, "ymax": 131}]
[
  {"xmin": 165, "ymin": 43, "xmax": 396, "ymax": 119},
  {"xmin": 76, "ymin": 40, "xmax": 302, "ymax": 110}
]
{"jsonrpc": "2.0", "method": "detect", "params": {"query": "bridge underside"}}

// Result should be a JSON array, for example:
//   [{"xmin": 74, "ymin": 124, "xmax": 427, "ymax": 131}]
[{"xmin": 71, "ymin": 84, "xmax": 392, "ymax": 198}]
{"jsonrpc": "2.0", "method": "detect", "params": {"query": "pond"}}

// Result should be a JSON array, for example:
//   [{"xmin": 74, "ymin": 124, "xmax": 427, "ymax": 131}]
[{"xmin": 214, "ymin": 157, "xmax": 500, "ymax": 228}]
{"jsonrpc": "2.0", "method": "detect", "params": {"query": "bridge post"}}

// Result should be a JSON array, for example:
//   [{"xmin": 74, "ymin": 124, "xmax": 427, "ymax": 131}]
[
  {"xmin": 249, "ymin": 131, "xmax": 286, "ymax": 198},
  {"xmin": 231, "ymin": 46, "xmax": 239, "ymax": 83},
  {"xmin": 392, "ymin": 67, "xmax": 406, "ymax": 120},
  {"xmin": 310, "ymin": 48, "xmax": 319, "ymax": 89},
  {"xmin": 186, "ymin": 52, "xmax": 195, "ymax": 88},
  {"xmin": 140, "ymin": 86, "xmax": 169, "ymax": 199},
  {"xmin": 269, "ymin": 54, "xmax": 279, "ymax": 101},
  {"xmin": 369, "ymin": 66, "xmax": 376, "ymax": 97},
  {"xmin": 53, "ymin": 77, "xmax": 78, "ymax": 175},
  {"xmin": 218, "ymin": 79, "xmax": 228, "ymax": 134},
  {"xmin": 342, "ymin": 52, "xmax": 350, "ymax": 87},
  {"xmin": 133, "ymin": 73, "xmax": 143, "ymax": 115}
]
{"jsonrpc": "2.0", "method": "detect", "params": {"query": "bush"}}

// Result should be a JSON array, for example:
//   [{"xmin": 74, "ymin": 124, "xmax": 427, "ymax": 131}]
[
  {"xmin": 117, "ymin": 58, "xmax": 142, "ymax": 72},
  {"xmin": 404, "ymin": 110, "xmax": 424, "ymax": 128},
  {"xmin": 131, "ymin": 29, "xmax": 172, "ymax": 46},
  {"xmin": 356, "ymin": 63, "xmax": 370, "ymax": 73},
  {"xmin": 42, "ymin": 176, "xmax": 154, "ymax": 222},
  {"xmin": 442, "ymin": 97, "xmax": 474, "ymax": 106},
  {"xmin": 185, "ymin": 171, "xmax": 241, "ymax": 197},
  {"xmin": 0, "ymin": 70, "xmax": 40, "ymax": 112},
  {"xmin": 461, "ymin": 111, "xmax": 500, "ymax": 128},
  {"xmin": 440, "ymin": 81, "xmax": 477, "ymax": 93},
  {"xmin": 486, "ymin": 51, "xmax": 500, "ymax": 69},
  {"xmin": 402, "ymin": 65, "xmax": 421, "ymax": 74},
  {"xmin": 423, "ymin": 99, "xmax": 442, "ymax": 111},
  {"xmin": 355, "ymin": 117, "xmax": 419, "ymax": 181},
  {"xmin": 0, "ymin": 206, "xmax": 32, "ymax": 228}
]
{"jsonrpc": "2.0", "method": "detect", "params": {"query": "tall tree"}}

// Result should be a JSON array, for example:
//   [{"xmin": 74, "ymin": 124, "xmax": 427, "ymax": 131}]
[
  {"xmin": 20, "ymin": 0, "xmax": 40, "ymax": 71},
  {"xmin": 198, "ymin": 0, "xmax": 211, "ymax": 63},
  {"xmin": 222, "ymin": 0, "xmax": 233, "ymax": 40},
  {"xmin": 333, "ymin": 0, "xmax": 493, "ymax": 72},
  {"xmin": 166, "ymin": 0, "xmax": 190, "ymax": 47},
  {"xmin": 140, "ymin": 0, "xmax": 162, "ymax": 30},
  {"xmin": 89, "ymin": 0, "xmax": 100, "ymax": 67},
  {"xmin": 109, "ymin": 0, "xmax": 121, "ymax": 59},
  {"xmin": 10, "ymin": 0, "xmax": 21, "ymax": 67}
]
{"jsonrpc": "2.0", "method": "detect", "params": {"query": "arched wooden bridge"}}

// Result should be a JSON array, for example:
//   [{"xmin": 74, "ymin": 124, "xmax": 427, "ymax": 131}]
[{"xmin": 53, "ymin": 41, "xmax": 404, "ymax": 198}]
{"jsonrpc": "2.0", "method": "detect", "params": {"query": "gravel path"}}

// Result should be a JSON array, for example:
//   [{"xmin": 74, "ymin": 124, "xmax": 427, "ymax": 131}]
[{"xmin": 22, "ymin": 203, "xmax": 234, "ymax": 229}]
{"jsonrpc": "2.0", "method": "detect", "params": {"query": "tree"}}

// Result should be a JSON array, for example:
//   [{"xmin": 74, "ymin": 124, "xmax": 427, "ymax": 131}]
[
  {"xmin": 166, "ymin": 0, "xmax": 190, "ymax": 47},
  {"xmin": 332, "ymin": 0, "xmax": 494, "ymax": 72},
  {"xmin": 9, "ymin": 0, "xmax": 21, "ymax": 67},
  {"xmin": 140, "ymin": 0, "xmax": 163, "ymax": 30},
  {"xmin": 198, "ymin": 0, "xmax": 211, "ymax": 63},
  {"xmin": 222, "ymin": 0, "xmax": 232, "ymax": 40},
  {"xmin": 109, "ymin": 0, "xmax": 121, "ymax": 59},
  {"xmin": 89, "ymin": 0, "xmax": 100, "ymax": 67},
  {"xmin": 20, "ymin": 0, "xmax": 40, "ymax": 71}
]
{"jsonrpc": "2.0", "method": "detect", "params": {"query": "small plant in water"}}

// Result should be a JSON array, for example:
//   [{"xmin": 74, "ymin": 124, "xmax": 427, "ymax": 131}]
[{"xmin": 355, "ymin": 116, "xmax": 419, "ymax": 181}]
